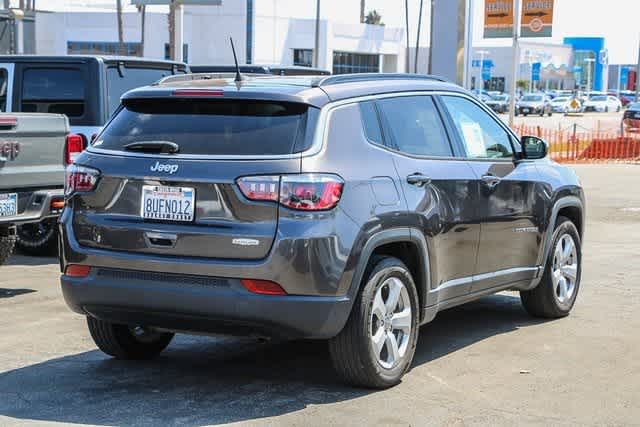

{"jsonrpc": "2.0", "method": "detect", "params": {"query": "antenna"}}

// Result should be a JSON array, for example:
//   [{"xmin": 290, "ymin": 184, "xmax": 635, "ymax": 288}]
[{"xmin": 230, "ymin": 37, "xmax": 245, "ymax": 83}]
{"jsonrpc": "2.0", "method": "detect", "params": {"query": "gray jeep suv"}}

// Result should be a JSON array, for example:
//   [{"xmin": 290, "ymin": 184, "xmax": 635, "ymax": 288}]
[{"xmin": 60, "ymin": 73, "xmax": 585, "ymax": 388}]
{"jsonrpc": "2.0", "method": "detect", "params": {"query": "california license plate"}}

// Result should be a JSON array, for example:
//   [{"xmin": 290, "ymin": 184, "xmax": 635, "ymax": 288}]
[
  {"xmin": 141, "ymin": 186, "xmax": 195, "ymax": 222},
  {"xmin": 0, "ymin": 193, "xmax": 17, "ymax": 217}
]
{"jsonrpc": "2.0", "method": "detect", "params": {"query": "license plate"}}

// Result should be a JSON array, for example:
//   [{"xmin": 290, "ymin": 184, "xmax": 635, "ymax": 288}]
[
  {"xmin": 141, "ymin": 185, "xmax": 195, "ymax": 222},
  {"xmin": 522, "ymin": 108, "xmax": 529, "ymax": 113},
  {"xmin": 0, "ymin": 193, "xmax": 17, "ymax": 217}
]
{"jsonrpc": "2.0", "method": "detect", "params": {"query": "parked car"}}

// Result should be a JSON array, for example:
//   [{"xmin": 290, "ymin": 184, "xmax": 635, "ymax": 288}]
[
  {"xmin": 622, "ymin": 102, "xmax": 640, "ymax": 133},
  {"xmin": 551, "ymin": 96, "xmax": 582, "ymax": 114},
  {"xmin": 0, "ymin": 55, "xmax": 189, "ymax": 254},
  {"xmin": 0, "ymin": 113, "xmax": 69, "ymax": 264},
  {"xmin": 583, "ymin": 95, "xmax": 622, "ymax": 113},
  {"xmin": 60, "ymin": 73, "xmax": 585, "ymax": 389},
  {"xmin": 190, "ymin": 64, "xmax": 331, "ymax": 76},
  {"xmin": 484, "ymin": 93, "xmax": 510, "ymax": 113},
  {"xmin": 515, "ymin": 93, "xmax": 553, "ymax": 116}
]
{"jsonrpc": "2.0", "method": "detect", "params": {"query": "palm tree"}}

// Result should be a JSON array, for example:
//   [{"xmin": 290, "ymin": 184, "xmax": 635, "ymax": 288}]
[
  {"xmin": 365, "ymin": 10, "xmax": 383, "ymax": 25},
  {"xmin": 360, "ymin": 0, "xmax": 365, "ymax": 23},
  {"xmin": 116, "ymin": 0, "xmax": 124, "ymax": 55},
  {"xmin": 414, "ymin": 0, "xmax": 424, "ymax": 73}
]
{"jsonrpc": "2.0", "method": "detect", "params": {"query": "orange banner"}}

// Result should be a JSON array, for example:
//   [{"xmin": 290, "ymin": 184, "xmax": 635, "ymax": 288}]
[{"xmin": 521, "ymin": 0, "xmax": 554, "ymax": 37}]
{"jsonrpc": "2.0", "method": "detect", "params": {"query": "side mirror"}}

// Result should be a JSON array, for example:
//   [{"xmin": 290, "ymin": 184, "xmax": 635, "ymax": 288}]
[{"xmin": 520, "ymin": 135, "xmax": 548, "ymax": 159}]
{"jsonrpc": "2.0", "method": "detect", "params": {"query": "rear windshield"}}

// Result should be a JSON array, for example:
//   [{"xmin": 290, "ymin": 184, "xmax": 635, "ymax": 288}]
[{"xmin": 94, "ymin": 99, "xmax": 313, "ymax": 156}]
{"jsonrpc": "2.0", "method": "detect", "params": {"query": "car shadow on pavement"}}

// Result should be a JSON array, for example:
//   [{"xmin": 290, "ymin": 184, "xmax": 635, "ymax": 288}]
[
  {"xmin": 0, "ymin": 293, "xmax": 545, "ymax": 426},
  {"xmin": 5, "ymin": 254, "xmax": 58, "ymax": 267},
  {"xmin": 0, "ymin": 288, "xmax": 36, "ymax": 298}
]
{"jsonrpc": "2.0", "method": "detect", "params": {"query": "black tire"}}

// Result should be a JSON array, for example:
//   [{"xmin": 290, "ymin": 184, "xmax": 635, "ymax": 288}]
[
  {"xmin": 605, "ymin": 106, "xmax": 609, "ymax": 113},
  {"xmin": 0, "ymin": 234, "xmax": 16, "ymax": 265},
  {"xmin": 87, "ymin": 316, "xmax": 174, "ymax": 360},
  {"xmin": 16, "ymin": 218, "xmax": 58, "ymax": 256},
  {"xmin": 328, "ymin": 257, "xmax": 420, "ymax": 389},
  {"xmin": 520, "ymin": 216, "xmax": 581, "ymax": 318}
]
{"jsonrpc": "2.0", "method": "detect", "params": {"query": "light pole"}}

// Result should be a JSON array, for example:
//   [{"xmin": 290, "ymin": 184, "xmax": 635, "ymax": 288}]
[
  {"xmin": 635, "ymin": 34, "xmax": 640, "ymax": 102},
  {"xmin": 508, "ymin": 0, "xmax": 522, "ymax": 127},
  {"xmin": 476, "ymin": 50, "xmax": 490, "ymax": 91},
  {"xmin": 314, "ymin": 0, "xmax": 320, "ymax": 68},
  {"xmin": 585, "ymin": 57, "xmax": 595, "ymax": 94}
]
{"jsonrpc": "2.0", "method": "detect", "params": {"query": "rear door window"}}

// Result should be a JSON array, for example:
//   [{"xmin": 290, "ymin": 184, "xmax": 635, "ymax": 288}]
[
  {"xmin": 377, "ymin": 95, "xmax": 453, "ymax": 157},
  {"xmin": 94, "ymin": 99, "xmax": 312, "ymax": 156},
  {"xmin": 21, "ymin": 68, "xmax": 85, "ymax": 117},
  {"xmin": 106, "ymin": 67, "xmax": 177, "ymax": 116}
]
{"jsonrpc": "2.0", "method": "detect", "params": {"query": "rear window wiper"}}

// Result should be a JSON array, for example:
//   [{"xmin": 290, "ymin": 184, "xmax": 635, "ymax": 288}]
[{"xmin": 123, "ymin": 141, "xmax": 180, "ymax": 154}]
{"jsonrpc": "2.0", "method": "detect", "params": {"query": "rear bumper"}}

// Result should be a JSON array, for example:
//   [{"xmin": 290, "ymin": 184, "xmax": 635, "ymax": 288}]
[
  {"xmin": 60, "ymin": 268, "xmax": 352, "ymax": 339},
  {"xmin": 0, "ymin": 188, "xmax": 64, "ymax": 227}
]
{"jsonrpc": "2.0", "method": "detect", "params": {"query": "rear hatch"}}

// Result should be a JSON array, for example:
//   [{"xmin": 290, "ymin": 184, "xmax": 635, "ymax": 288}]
[
  {"xmin": 70, "ymin": 97, "xmax": 316, "ymax": 260},
  {"xmin": 0, "ymin": 113, "xmax": 68, "ymax": 191}
]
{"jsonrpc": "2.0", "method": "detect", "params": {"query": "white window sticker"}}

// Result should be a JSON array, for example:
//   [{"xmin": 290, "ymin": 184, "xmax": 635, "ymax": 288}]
[{"xmin": 460, "ymin": 122, "xmax": 486, "ymax": 157}]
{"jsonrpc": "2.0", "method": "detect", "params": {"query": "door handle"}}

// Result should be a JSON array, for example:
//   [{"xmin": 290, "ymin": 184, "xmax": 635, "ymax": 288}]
[
  {"xmin": 481, "ymin": 174, "xmax": 502, "ymax": 188},
  {"xmin": 406, "ymin": 173, "xmax": 431, "ymax": 187}
]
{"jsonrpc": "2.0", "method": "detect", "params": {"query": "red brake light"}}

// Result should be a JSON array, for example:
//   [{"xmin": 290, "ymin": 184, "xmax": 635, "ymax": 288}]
[
  {"xmin": 65, "ymin": 264, "xmax": 91, "ymax": 278},
  {"xmin": 65, "ymin": 134, "xmax": 84, "ymax": 165},
  {"xmin": 172, "ymin": 89, "xmax": 224, "ymax": 97},
  {"xmin": 65, "ymin": 164, "xmax": 100, "ymax": 196},
  {"xmin": 237, "ymin": 174, "xmax": 344, "ymax": 211},
  {"xmin": 241, "ymin": 279, "xmax": 287, "ymax": 296},
  {"xmin": 280, "ymin": 174, "xmax": 344, "ymax": 211}
]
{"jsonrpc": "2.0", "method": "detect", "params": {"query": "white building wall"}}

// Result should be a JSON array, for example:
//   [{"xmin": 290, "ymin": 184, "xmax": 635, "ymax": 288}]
[{"xmin": 33, "ymin": 1, "xmax": 406, "ymax": 72}]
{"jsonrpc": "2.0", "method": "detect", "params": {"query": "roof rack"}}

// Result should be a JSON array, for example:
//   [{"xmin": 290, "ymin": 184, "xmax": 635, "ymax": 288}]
[{"xmin": 312, "ymin": 73, "xmax": 448, "ymax": 87}]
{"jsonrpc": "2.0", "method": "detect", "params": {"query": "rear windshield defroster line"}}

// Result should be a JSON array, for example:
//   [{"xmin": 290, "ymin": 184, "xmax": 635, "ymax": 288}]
[{"xmin": 94, "ymin": 98, "xmax": 314, "ymax": 156}]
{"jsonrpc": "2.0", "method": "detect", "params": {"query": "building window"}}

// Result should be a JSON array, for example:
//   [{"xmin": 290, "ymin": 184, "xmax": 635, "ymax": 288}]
[
  {"xmin": 246, "ymin": 0, "xmax": 253, "ymax": 64},
  {"xmin": 164, "ymin": 43, "xmax": 189, "ymax": 63},
  {"xmin": 67, "ymin": 41, "xmax": 141, "ymax": 57},
  {"xmin": 332, "ymin": 52, "xmax": 380, "ymax": 74},
  {"xmin": 293, "ymin": 49, "xmax": 313, "ymax": 67}
]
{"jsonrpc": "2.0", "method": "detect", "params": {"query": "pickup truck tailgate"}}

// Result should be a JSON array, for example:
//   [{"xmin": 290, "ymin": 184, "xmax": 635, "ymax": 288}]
[{"xmin": 0, "ymin": 113, "xmax": 69, "ymax": 191}]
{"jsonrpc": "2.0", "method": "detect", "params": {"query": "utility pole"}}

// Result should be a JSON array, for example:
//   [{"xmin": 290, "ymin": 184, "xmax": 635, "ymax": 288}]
[
  {"xmin": 405, "ymin": 0, "xmax": 410, "ymax": 73},
  {"xmin": 508, "ymin": 0, "xmax": 522, "ymax": 127},
  {"xmin": 636, "ymin": 34, "xmax": 640, "ymax": 102},
  {"xmin": 360, "ymin": 0, "xmax": 365, "ymax": 23},
  {"xmin": 414, "ymin": 0, "xmax": 424, "ymax": 73},
  {"xmin": 116, "ymin": 0, "xmax": 124, "ymax": 54},
  {"xmin": 314, "ymin": 0, "xmax": 320, "ymax": 68}
]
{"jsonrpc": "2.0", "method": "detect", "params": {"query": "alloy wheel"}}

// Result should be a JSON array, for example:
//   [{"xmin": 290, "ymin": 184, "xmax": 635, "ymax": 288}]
[
  {"xmin": 552, "ymin": 234, "xmax": 578, "ymax": 306},
  {"xmin": 369, "ymin": 277, "xmax": 412, "ymax": 369}
]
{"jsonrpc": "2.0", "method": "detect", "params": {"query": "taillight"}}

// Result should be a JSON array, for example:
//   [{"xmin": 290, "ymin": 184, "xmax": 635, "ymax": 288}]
[
  {"xmin": 236, "ymin": 174, "xmax": 344, "ymax": 211},
  {"xmin": 280, "ymin": 175, "xmax": 344, "ymax": 211},
  {"xmin": 65, "ymin": 164, "xmax": 100, "ymax": 196},
  {"xmin": 65, "ymin": 134, "xmax": 84, "ymax": 165},
  {"xmin": 236, "ymin": 176, "xmax": 280, "ymax": 202},
  {"xmin": 241, "ymin": 279, "xmax": 287, "ymax": 296}
]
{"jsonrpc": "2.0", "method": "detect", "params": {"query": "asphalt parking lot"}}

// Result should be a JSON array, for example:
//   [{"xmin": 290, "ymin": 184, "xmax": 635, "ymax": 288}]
[{"xmin": 1, "ymin": 164, "xmax": 639, "ymax": 426}]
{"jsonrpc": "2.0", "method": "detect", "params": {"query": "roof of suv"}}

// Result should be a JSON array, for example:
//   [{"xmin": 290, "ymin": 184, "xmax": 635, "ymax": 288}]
[{"xmin": 121, "ymin": 73, "xmax": 467, "ymax": 108}]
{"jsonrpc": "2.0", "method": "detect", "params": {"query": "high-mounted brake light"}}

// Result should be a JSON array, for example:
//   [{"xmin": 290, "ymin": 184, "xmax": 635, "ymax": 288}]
[
  {"xmin": 236, "ymin": 174, "xmax": 344, "ymax": 211},
  {"xmin": 172, "ymin": 89, "xmax": 224, "ymax": 97},
  {"xmin": 65, "ymin": 164, "xmax": 100, "ymax": 196},
  {"xmin": 65, "ymin": 134, "xmax": 84, "ymax": 165}
]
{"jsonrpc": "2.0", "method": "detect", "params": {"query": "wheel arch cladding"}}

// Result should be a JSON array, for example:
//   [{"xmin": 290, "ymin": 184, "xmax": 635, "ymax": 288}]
[{"xmin": 348, "ymin": 228, "xmax": 430, "ymax": 323}]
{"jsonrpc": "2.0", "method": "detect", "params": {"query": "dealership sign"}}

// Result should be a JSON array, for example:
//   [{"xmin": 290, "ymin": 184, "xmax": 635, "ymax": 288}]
[
  {"xmin": 484, "ymin": 0, "xmax": 514, "ymax": 38},
  {"xmin": 485, "ymin": 0, "xmax": 554, "ymax": 39},
  {"xmin": 520, "ymin": 0, "xmax": 554, "ymax": 37}
]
